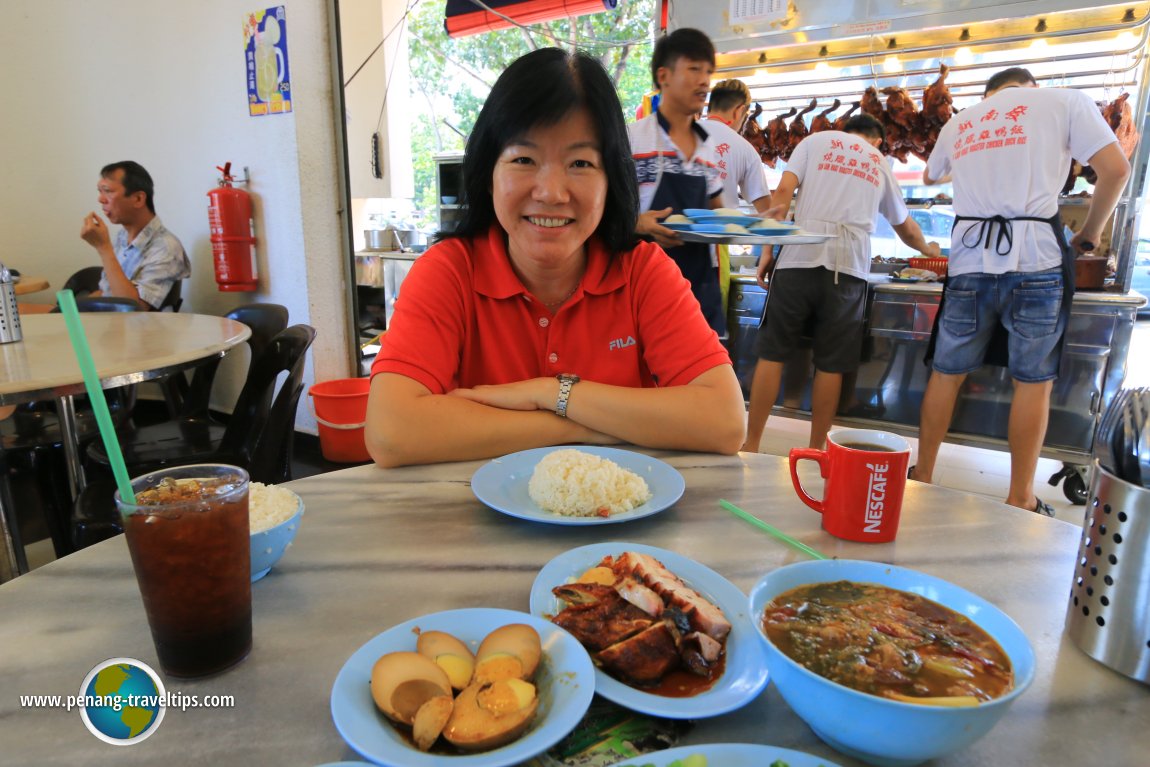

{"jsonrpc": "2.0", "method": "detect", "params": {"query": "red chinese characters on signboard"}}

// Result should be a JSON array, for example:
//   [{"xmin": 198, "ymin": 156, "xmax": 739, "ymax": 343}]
[
  {"xmin": 952, "ymin": 103, "xmax": 1028, "ymax": 159},
  {"xmin": 817, "ymin": 139, "xmax": 880, "ymax": 187}
]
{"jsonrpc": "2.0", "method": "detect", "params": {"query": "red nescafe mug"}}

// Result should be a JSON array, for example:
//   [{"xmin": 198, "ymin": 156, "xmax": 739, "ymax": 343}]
[{"xmin": 789, "ymin": 429, "xmax": 911, "ymax": 543}]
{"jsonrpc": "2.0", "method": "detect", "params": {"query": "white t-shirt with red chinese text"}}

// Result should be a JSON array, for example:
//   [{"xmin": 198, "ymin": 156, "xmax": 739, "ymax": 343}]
[
  {"xmin": 702, "ymin": 117, "xmax": 770, "ymax": 209},
  {"xmin": 776, "ymin": 130, "xmax": 909, "ymax": 281},
  {"xmin": 926, "ymin": 86, "xmax": 1118, "ymax": 276}
]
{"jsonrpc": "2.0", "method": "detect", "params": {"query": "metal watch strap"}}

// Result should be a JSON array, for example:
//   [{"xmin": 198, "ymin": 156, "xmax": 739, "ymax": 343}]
[{"xmin": 555, "ymin": 374, "xmax": 578, "ymax": 418}]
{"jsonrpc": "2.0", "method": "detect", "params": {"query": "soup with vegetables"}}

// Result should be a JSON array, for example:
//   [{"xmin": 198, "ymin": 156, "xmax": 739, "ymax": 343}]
[{"xmin": 761, "ymin": 581, "xmax": 1013, "ymax": 705}]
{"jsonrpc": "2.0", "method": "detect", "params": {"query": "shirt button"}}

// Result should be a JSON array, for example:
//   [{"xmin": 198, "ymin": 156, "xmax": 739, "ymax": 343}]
[
  {"xmin": 548, "ymin": 353, "xmax": 558, "ymax": 364},
  {"xmin": 539, "ymin": 317, "xmax": 550, "ymax": 328}
]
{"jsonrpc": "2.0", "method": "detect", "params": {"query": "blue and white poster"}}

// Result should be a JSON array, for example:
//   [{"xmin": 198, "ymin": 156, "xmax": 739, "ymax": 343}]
[{"xmin": 244, "ymin": 6, "xmax": 292, "ymax": 116}]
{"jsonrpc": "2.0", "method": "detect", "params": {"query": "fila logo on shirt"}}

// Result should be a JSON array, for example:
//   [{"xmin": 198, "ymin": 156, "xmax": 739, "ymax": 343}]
[{"xmin": 609, "ymin": 336, "xmax": 637, "ymax": 351}]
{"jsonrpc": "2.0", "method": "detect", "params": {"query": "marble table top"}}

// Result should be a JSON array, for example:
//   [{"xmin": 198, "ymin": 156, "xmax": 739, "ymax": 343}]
[
  {"xmin": 0, "ymin": 451, "xmax": 1145, "ymax": 766},
  {"xmin": 0, "ymin": 313, "xmax": 251, "ymax": 404}
]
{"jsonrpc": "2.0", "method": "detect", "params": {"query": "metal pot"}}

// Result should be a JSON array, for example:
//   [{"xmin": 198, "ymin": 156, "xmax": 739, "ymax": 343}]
[
  {"xmin": 363, "ymin": 229, "xmax": 392, "ymax": 251},
  {"xmin": 363, "ymin": 228, "xmax": 421, "ymax": 252}
]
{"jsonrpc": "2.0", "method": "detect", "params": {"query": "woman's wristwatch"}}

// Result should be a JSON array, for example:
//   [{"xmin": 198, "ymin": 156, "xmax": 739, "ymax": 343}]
[{"xmin": 555, "ymin": 373, "xmax": 580, "ymax": 418}]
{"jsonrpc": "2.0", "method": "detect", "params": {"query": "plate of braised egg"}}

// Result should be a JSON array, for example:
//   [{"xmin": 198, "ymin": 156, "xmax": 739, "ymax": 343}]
[{"xmin": 330, "ymin": 608, "xmax": 595, "ymax": 767}]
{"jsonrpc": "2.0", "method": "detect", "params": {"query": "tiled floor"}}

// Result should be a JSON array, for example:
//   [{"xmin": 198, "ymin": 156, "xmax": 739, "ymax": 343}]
[{"xmin": 18, "ymin": 320, "xmax": 1150, "ymax": 570}]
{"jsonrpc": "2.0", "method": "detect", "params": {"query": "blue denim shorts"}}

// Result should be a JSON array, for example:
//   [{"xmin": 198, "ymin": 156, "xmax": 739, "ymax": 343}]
[{"xmin": 932, "ymin": 268, "xmax": 1065, "ymax": 382}]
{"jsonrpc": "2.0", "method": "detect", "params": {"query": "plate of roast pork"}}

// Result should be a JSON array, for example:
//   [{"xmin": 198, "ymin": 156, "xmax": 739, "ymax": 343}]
[{"xmin": 529, "ymin": 542, "xmax": 770, "ymax": 719}]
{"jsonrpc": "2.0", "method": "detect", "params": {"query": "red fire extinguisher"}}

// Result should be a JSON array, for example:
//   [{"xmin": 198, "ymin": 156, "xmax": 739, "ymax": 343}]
[{"xmin": 207, "ymin": 162, "xmax": 259, "ymax": 291}]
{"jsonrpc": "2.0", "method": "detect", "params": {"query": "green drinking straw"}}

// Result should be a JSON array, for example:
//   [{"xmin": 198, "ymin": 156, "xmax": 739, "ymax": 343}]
[
  {"xmin": 56, "ymin": 290, "xmax": 136, "ymax": 504},
  {"xmin": 719, "ymin": 499, "xmax": 829, "ymax": 560}
]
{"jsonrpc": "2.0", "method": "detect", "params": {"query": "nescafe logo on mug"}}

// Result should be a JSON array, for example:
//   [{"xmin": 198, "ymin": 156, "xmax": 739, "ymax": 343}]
[{"xmin": 864, "ymin": 460, "xmax": 891, "ymax": 534}]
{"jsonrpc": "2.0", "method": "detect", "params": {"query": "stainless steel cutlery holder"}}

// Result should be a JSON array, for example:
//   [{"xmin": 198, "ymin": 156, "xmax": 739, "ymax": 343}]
[
  {"xmin": 1066, "ymin": 461, "xmax": 1150, "ymax": 684},
  {"xmin": 0, "ymin": 263, "xmax": 23, "ymax": 344}
]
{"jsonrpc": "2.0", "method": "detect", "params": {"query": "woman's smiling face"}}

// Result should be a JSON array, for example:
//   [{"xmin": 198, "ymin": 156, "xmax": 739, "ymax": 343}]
[{"xmin": 491, "ymin": 108, "xmax": 607, "ymax": 269}]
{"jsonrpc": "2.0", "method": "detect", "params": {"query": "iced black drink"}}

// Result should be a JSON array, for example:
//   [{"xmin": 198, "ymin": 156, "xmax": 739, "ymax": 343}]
[{"xmin": 118, "ymin": 465, "xmax": 252, "ymax": 678}]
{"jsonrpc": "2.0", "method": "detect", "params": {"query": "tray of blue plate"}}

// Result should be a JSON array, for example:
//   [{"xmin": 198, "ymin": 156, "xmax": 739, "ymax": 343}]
[
  {"xmin": 675, "ymin": 231, "xmax": 836, "ymax": 246},
  {"xmin": 689, "ymin": 214, "xmax": 762, "ymax": 226},
  {"xmin": 748, "ymin": 226, "xmax": 800, "ymax": 236}
]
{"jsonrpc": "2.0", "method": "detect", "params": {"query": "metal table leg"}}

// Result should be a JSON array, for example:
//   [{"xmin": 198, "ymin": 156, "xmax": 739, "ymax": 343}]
[
  {"xmin": 55, "ymin": 394, "xmax": 87, "ymax": 499},
  {"xmin": 0, "ymin": 454, "xmax": 29, "ymax": 582}
]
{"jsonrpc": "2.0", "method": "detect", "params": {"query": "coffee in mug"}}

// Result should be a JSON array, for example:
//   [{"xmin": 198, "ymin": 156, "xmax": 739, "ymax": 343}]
[{"xmin": 789, "ymin": 429, "xmax": 911, "ymax": 543}]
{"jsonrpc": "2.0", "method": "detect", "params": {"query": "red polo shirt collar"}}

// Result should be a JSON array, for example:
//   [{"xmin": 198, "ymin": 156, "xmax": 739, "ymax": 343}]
[{"xmin": 472, "ymin": 225, "xmax": 627, "ymax": 302}]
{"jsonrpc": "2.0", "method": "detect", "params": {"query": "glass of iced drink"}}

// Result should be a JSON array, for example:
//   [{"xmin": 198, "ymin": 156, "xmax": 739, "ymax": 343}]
[{"xmin": 116, "ymin": 464, "xmax": 252, "ymax": 678}]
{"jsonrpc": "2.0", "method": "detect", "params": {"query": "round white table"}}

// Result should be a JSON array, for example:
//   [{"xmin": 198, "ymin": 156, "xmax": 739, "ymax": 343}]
[
  {"xmin": 0, "ymin": 451, "xmax": 1144, "ymax": 765},
  {"xmin": 0, "ymin": 313, "xmax": 251, "ymax": 580}
]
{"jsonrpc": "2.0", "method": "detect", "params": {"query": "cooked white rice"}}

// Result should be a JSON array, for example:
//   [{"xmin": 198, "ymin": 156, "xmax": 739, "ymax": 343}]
[
  {"xmin": 528, "ymin": 449, "xmax": 652, "ymax": 517},
  {"xmin": 249, "ymin": 482, "xmax": 301, "ymax": 533}
]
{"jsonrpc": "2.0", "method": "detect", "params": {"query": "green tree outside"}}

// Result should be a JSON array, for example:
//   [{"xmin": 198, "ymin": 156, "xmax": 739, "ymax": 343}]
[{"xmin": 406, "ymin": 0, "xmax": 658, "ymax": 223}]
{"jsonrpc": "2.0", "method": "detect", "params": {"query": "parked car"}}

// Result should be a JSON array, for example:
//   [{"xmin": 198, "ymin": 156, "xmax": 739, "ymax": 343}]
[{"xmin": 870, "ymin": 206, "xmax": 954, "ymax": 260}]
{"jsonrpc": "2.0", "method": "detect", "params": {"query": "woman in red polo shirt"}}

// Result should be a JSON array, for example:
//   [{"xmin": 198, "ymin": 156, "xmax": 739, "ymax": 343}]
[{"xmin": 366, "ymin": 48, "xmax": 745, "ymax": 468}]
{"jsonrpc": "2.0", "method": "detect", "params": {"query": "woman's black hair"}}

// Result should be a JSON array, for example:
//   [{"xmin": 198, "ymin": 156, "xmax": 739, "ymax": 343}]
[{"xmin": 443, "ymin": 47, "xmax": 639, "ymax": 256}]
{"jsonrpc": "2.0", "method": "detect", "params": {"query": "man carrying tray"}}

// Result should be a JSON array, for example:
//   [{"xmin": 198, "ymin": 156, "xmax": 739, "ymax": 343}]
[
  {"xmin": 629, "ymin": 28, "xmax": 726, "ymax": 335},
  {"xmin": 743, "ymin": 114, "xmax": 939, "ymax": 452}
]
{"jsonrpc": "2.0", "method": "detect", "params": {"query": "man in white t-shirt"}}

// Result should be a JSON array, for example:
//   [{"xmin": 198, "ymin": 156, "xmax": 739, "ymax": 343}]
[
  {"xmin": 704, "ymin": 79, "xmax": 771, "ymax": 213},
  {"xmin": 913, "ymin": 67, "xmax": 1130, "ymax": 515},
  {"xmin": 743, "ymin": 114, "xmax": 939, "ymax": 451}
]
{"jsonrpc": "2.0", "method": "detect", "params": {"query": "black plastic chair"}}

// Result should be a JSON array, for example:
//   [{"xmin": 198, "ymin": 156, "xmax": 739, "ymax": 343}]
[
  {"xmin": 63, "ymin": 267, "xmax": 181, "ymax": 312},
  {"xmin": 157, "ymin": 279, "xmax": 183, "ymax": 312},
  {"xmin": 51, "ymin": 296, "xmax": 140, "ymax": 313},
  {"xmin": 62, "ymin": 266, "xmax": 105, "ymax": 298},
  {"xmin": 73, "ymin": 324, "xmax": 317, "ymax": 548},
  {"xmin": 159, "ymin": 303, "xmax": 289, "ymax": 420}
]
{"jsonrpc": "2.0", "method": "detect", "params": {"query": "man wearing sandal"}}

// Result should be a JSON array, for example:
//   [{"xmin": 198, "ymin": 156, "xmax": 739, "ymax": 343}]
[{"xmin": 912, "ymin": 68, "xmax": 1130, "ymax": 515}]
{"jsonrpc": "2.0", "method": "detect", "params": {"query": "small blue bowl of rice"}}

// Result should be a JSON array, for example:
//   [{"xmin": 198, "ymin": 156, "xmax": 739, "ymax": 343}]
[{"xmin": 249, "ymin": 483, "xmax": 305, "ymax": 582}]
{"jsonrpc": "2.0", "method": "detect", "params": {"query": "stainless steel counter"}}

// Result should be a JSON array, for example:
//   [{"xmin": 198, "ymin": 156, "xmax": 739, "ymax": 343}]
[{"xmin": 727, "ymin": 275, "xmax": 1147, "ymax": 498}]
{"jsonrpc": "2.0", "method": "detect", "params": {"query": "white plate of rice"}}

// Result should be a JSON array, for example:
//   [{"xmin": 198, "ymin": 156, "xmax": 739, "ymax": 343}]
[{"xmin": 470, "ymin": 447, "xmax": 685, "ymax": 525}]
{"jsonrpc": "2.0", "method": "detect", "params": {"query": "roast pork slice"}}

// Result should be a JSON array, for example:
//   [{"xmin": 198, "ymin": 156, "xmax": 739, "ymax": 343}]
[
  {"xmin": 551, "ymin": 585, "xmax": 654, "ymax": 652},
  {"xmin": 616, "ymin": 577, "xmax": 664, "ymax": 616},
  {"xmin": 596, "ymin": 621, "xmax": 681, "ymax": 686},
  {"xmin": 612, "ymin": 552, "xmax": 732, "ymax": 642},
  {"xmin": 681, "ymin": 631, "xmax": 723, "ymax": 677},
  {"xmin": 552, "ymin": 582, "xmax": 614, "ymax": 607}
]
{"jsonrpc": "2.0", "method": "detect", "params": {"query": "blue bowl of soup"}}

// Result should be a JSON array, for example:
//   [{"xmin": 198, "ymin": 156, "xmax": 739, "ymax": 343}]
[{"xmin": 748, "ymin": 560, "xmax": 1036, "ymax": 767}]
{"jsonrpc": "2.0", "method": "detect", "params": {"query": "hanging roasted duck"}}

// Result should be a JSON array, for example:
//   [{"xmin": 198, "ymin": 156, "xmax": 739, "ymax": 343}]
[
  {"xmin": 809, "ymin": 98, "xmax": 841, "ymax": 133},
  {"xmin": 740, "ymin": 102, "xmax": 772, "ymax": 163},
  {"xmin": 881, "ymin": 86, "xmax": 918, "ymax": 162},
  {"xmin": 1063, "ymin": 93, "xmax": 1140, "ymax": 193},
  {"xmin": 1103, "ymin": 92, "xmax": 1140, "ymax": 159},
  {"xmin": 921, "ymin": 64, "xmax": 954, "ymax": 127},
  {"xmin": 783, "ymin": 99, "xmax": 818, "ymax": 160},
  {"xmin": 832, "ymin": 101, "xmax": 860, "ymax": 131},
  {"xmin": 764, "ymin": 106, "xmax": 797, "ymax": 168}
]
